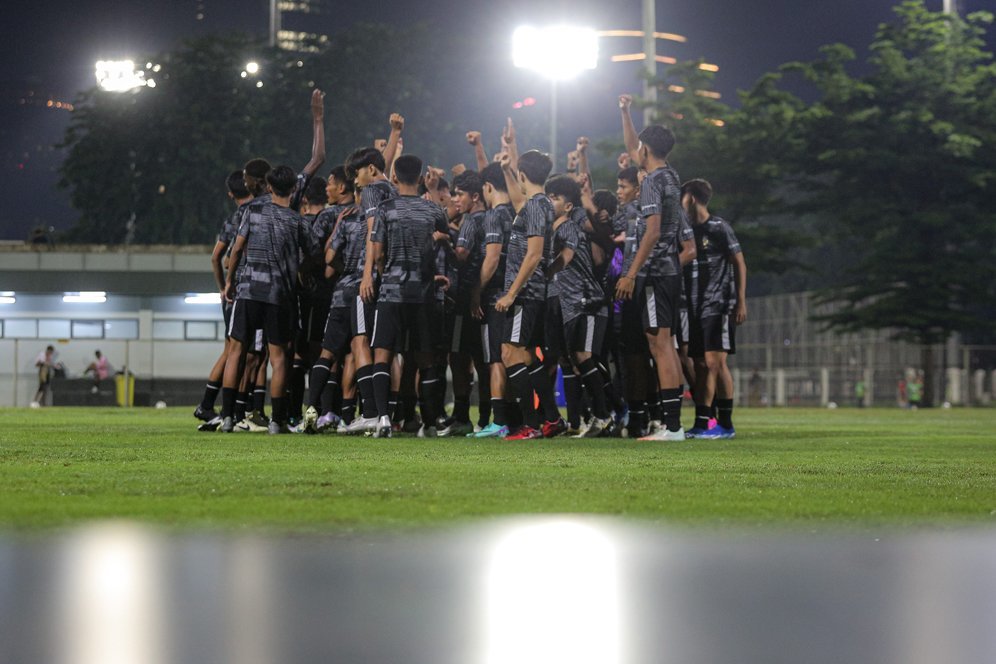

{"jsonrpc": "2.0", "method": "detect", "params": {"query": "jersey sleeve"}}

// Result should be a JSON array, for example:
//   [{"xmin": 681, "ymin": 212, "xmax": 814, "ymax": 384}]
[
  {"xmin": 525, "ymin": 199, "xmax": 546, "ymax": 238},
  {"xmin": 456, "ymin": 215, "xmax": 475, "ymax": 249},
  {"xmin": 678, "ymin": 213, "xmax": 694, "ymax": 244},
  {"xmin": 559, "ymin": 219, "xmax": 580, "ymax": 251},
  {"xmin": 639, "ymin": 173, "xmax": 664, "ymax": 218},
  {"xmin": 361, "ymin": 183, "xmax": 389, "ymax": 220},
  {"xmin": 723, "ymin": 221, "xmax": 742, "ymax": 255},
  {"xmin": 370, "ymin": 205, "xmax": 388, "ymax": 244}
]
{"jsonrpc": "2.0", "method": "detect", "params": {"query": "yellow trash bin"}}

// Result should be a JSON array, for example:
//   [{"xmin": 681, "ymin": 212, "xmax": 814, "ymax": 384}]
[{"xmin": 115, "ymin": 373, "xmax": 135, "ymax": 407}]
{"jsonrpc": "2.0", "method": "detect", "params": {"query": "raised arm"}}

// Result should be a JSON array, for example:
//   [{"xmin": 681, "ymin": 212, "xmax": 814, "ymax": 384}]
[
  {"xmin": 383, "ymin": 113, "xmax": 404, "ymax": 175},
  {"xmin": 501, "ymin": 117, "xmax": 520, "ymax": 168},
  {"xmin": 467, "ymin": 131, "xmax": 489, "ymax": 171},
  {"xmin": 499, "ymin": 152, "xmax": 526, "ymax": 212},
  {"xmin": 619, "ymin": 95, "xmax": 641, "ymax": 166},
  {"xmin": 576, "ymin": 136, "xmax": 591, "ymax": 179},
  {"xmin": 301, "ymin": 89, "xmax": 326, "ymax": 177}
]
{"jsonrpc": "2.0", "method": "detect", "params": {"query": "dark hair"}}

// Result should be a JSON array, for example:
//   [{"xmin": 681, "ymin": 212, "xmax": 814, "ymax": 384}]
[
  {"xmin": 517, "ymin": 150, "xmax": 553, "ymax": 186},
  {"xmin": 544, "ymin": 174, "xmax": 581, "ymax": 208},
  {"xmin": 593, "ymin": 190, "xmax": 618, "ymax": 218},
  {"xmin": 436, "ymin": 177, "xmax": 450, "ymax": 192},
  {"xmin": 452, "ymin": 170, "xmax": 484, "ymax": 200},
  {"xmin": 480, "ymin": 162, "xmax": 507, "ymax": 193},
  {"xmin": 243, "ymin": 158, "xmax": 271, "ymax": 180},
  {"xmin": 344, "ymin": 147, "xmax": 386, "ymax": 181},
  {"xmin": 328, "ymin": 165, "xmax": 355, "ymax": 194},
  {"xmin": 617, "ymin": 166, "xmax": 639, "ymax": 186},
  {"xmin": 638, "ymin": 125, "xmax": 676, "ymax": 159},
  {"xmin": 227, "ymin": 170, "xmax": 251, "ymax": 198},
  {"xmin": 392, "ymin": 154, "xmax": 423, "ymax": 186},
  {"xmin": 681, "ymin": 178, "xmax": 713, "ymax": 205},
  {"xmin": 266, "ymin": 165, "xmax": 298, "ymax": 197},
  {"xmin": 303, "ymin": 176, "xmax": 329, "ymax": 205}
]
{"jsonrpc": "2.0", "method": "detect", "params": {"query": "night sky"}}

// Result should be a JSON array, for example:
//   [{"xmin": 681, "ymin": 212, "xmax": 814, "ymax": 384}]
[{"xmin": 0, "ymin": 0, "xmax": 990, "ymax": 240}]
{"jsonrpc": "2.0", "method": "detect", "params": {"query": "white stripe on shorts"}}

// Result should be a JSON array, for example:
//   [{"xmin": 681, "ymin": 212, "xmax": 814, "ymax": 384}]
[
  {"xmin": 585, "ymin": 315, "xmax": 595, "ymax": 353},
  {"xmin": 482, "ymin": 323, "xmax": 491, "ymax": 363},
  {"xmin": 356, "ymin": 296, "xmax": 366, "ymax": 335},
  {"xmin": 228, "ymin": 300, "xmax": 238, "ymax": 338},
  {"xmin": 511, "ymin": 305, "xmax": 523, "ymax": 344},
  {"xmin": 722, "ymin": 314, "xmax": 731, "ymax": 351},
  {"xmin": 371, "ymin": 309, "xmax": 379, "ymax": 342},
  {"xmin": 645, "ymin": 286, "xmax": 658, "ymax": 328}
]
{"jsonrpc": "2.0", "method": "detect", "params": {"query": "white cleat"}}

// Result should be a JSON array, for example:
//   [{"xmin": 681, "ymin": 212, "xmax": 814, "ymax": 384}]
[
  {"xmin": 639, "ymin": 427, "xmax": 686, "ymax": 441},
  {"xmin": 374, "ymin": 415, "xmax": 393, "ymax": 438},
  {"xmin": 583, "ymin": 417, "xmax": 612, "ymax": 438},
  {"xmin": 302, "ymin": 406, "xmax": 319, "ymax": 433},
  {"xmin": 345, "ymin": 416, "xmax": 378, "ymax": 434}
]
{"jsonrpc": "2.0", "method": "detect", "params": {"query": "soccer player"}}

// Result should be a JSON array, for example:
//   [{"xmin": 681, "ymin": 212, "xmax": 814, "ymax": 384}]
[
  {"xmin": 496, "ymin": 150, "xmax": 566, "ymax": 440},
  {"xmin": 301, "ymin": 166, "xmax": 363, "ymax": 433},
  {"xmin": 615, "ymin": 94, "xmax": 696, "ymax": 441},
  {"xmin": 446, "ymin": 169, "xmax": 489, "ymax": 436},
  {"xmin": 471, "ymin": 160, "xmax": 518, "ymax": 438},
  {"xmin": 194, "ymin": 170, "xmax": 253, "ymax": 428},
  {"xmin": 221, "ymin": 166, "xmax": 322, "ymax": 433},
  {"xmin": 546, "ymin": 175, "xmax": 614, "ymax": 437},
  {"xmin": 367, "ymin": 154, "xmax": 450, "ymax": 438},
  {"xmin": 680, "ymin": 179, "xmax": 746, "ymax": 439},
  {"xmin": 349, "ymin": 134, "xmax": 402, "ymax": 433}
]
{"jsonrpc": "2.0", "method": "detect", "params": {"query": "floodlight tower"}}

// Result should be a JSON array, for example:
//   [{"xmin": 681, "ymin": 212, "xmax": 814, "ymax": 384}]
[{"xmin": 512, "ymin": 26, "xmax": 599, "ymax": 169}]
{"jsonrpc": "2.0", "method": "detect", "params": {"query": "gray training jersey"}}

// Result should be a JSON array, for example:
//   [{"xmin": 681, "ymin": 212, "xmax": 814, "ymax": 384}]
[
  {"xmin": 371, "ymin": 195, "xmax": 449, "ymax": 304},
  {"xmin": 327, "ymin": 204, "xmax": 368, "ymax": 308},
  {"xmin": 638, "ymin": 165, "xmax": 689, "ymax": 278},
  {"xmin": 483, "ymin": 203, "xmax": 514, "ymax": 305},
  {"xmin": 505, "ymin": 193, "xmax": 554, "ymax": 302},
  {"xmin": 454, "ymin": 210, "xmax": 487, "ymax": 308},
  {"xmin": 689, "ymin": 216, "xmax": 742, "ymax": 318},
  {"xmin": 553, "ymin": 210, "xmax": 605, "ymax": 323},
  {"xmin": 235, "ymin": 200, "xmax": 320, "ymax": 305}
]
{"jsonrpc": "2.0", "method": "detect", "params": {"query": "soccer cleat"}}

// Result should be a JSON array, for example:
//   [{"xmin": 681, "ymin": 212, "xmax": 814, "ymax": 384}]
[
  {"xmin": 417, "ymin": 424, "xmax": 437, "ymax": 438},
  {"xmin": 336, "ymin": 421, "xmax": 349, "ymax": 434},
  {"xmin": 714, "ymin": 425, "xmax": 736, "ymax": 439},
  {"xmin": 220, "ymin": 416, "xmax": 234, "ymax": 433},
  {"xmin": 583, "ymin": 417, "xmax": 612, "ymax": 438},
  {"xmin": 639, "ymin": 427, "xmax": 686, "ymax": 442},
  {"xmin": 198, "ymin": 415, "xmax": 223, "ymax": 432},
  {"xmin": 268, "ymin": 421, "xmax": 291, "ymax": 435},
  {"xmin": 541, "ymin": 417, "xmax": 568, "ymax": 439},
  {"xmin": 505, "ymin": 425, "xmax": 543, "ymax": 441},
  {"xmin": 647, "ymin": 419, "xmax": 664, "ymax": 435},
  {"xmin": 238, "ymin": 414, "xmax": 268, "ymax": 433},
  {"xmin": 473, "ymin": 423, "xmax": 509, "ymax": 438},
  {"xmin": 437, "ymin": 420, "xmax": 473, "ymax": 437},
  {"xmin": 401, "ymin": 417, "xmax": 422, "ymax": 434},
  {"xmin": 194, "ymin": 406, "xmax": 217, "ymax": 422},
  {"xmin": 345, "ymin": 416, "xmax": 378, "ymax": 434},
  {"xmin": 316, "ymin": 412, "xmax": 340, "ymax": 433},
  {"xmin": 375, "ymin": 415, "xmax": 393, "ymax": 438},
  {"xmin": 290, "ymin": 421, "xmax": 308, "ymax": 434},
  {"xmin": 684, "ymin": 426, "xmax": 709, "ymax": 439},
  {"xmin": 302, "ymin": 406, "xmax": 319, "ymax": 434}
]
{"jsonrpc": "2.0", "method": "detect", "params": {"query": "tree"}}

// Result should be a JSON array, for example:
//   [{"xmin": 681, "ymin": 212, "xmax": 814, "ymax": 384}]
[
  {"xmin": 59, "ymin": 25, "xmax": 443, "ymax": 244},
  {"xmin": 784, "ymin": 1, "xmax": 996, "ymax": 405}
]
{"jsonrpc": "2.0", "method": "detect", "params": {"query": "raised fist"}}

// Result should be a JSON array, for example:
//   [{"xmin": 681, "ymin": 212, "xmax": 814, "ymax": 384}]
[
  {"xmin": 466, "ymin": 131, "xmax": 482, "ymax": 146},
  {"xmin": 618, "ymin": 94, "xmax": 633, "ymax": 110},
  {"xmin": 389, "ymin": 113, "xmax": 405, "ymax": 131},
  {"xmin": 576, "ymin": 136, "xmax": 589, "ymax": 153}
]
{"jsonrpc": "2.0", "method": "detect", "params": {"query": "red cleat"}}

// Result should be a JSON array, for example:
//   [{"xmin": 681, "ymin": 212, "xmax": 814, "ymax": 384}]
[
  {"xmin": 541, "ymin": 417, "xmax": 568, "ymax": 439},
  {"xmin": 504, "ymin": 426, "xmax": 543, "ymax": 440}
]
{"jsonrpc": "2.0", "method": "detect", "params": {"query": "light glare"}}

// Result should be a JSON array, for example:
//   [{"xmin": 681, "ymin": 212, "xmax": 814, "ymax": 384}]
[
  {"xmin": 245, "ymin": 61, "xmax": 260, "ymax": 74},
  {"xmin": 184, "ymin": 293, "xmax": 221, "ymax": 305},
  {"xmin": 95, "ymin": 60, "xmax": 147, "ymax": 92},
  {"xmin": 0, "ymin": 291, "xmax": 14, "ymax": 304},
  {"xmin": 513, "ymin": 26, "xmax": 599, "ymax": 81},
  {"xmin": 63, "ymin": 292, "xmax": 107, "ymax": 304}
]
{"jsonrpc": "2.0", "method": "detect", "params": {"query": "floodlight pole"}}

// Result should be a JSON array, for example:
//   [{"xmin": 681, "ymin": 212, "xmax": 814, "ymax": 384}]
[
  {"xmin": 942, "ymin": 0, "xmax": 958, "ymax": 15},
  {"xmin": 269, "ymin": 0, "xmax": 280, "ymax": 47},
  {"xmin": 550, "ymin": 80, "xmax": 558, "ymax": 170},
  {"xmin": 642, "ymin": 0, "xmax": 657, "ymax": 127}
]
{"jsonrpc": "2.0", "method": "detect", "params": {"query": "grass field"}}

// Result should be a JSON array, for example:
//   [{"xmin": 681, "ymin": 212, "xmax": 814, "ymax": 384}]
[{"xmin": 1, "ymin": 406, "xmax": 994, "ymax": 531}]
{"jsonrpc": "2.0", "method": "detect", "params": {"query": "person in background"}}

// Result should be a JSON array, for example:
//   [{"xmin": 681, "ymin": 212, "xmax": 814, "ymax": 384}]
[
  {"xmin": 32, "ymin": 345, "xmax": 59, "ymax": 407},
  {"xmin": 84, "ymin": 350, "xmax": 110, "ymax": 393}
]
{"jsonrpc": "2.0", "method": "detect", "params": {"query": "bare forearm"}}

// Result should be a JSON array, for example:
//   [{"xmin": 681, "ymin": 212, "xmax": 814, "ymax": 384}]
[
  {"xmin": 479, "ymin": 251, "xmax": 499, "ymax": 286},
  {"xmin": 507, "ymin": 250, "xmax": 541, "ymax": 299},
  {"xmin": 621, "ymin": 109, "xmax": 640, "ymax": 163},
  {"xmin": 474, "ymin": 143, "xmax": 488, "ymax": 171},
  {"xmin": 502, "ymin": 167, "xmax": 525, "ymax": 210},
  {"xmin": 303, "ymin": 116, "xmax": 326, "ymax": 176},
  {"xmin": 383, "ymin": 128, "xmax": 402, "ymax": 173},
  {"xmin": 626, "ymin": 225, "xmax": 658, "ymax": 279}
]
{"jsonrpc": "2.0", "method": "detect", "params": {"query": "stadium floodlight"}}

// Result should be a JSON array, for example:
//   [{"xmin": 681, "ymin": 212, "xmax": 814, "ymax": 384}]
[
  {"xmin": 63, "ymin": 292, "xmax": 107, "ymax": 304},
  {"xmin": 184, "ymin": 293, "xmax": 221, "ymax": 305},
  {"xmin": 245, "ymin": 61, "xmax": 260, "ymax": 74},
  {"xmin": 0, "ymin": 291, "xmax": 15, "ymax": 304},
  {"xmin": 95, "ymin": 60, "xmax": 149, "ymax": 92},
  {"xmin": 512, "ymin": 26, "xmax": 599, "ymax": 81}
]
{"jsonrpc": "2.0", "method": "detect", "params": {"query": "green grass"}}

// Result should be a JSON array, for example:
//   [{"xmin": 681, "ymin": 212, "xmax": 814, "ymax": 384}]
[{"xmin": 1, "ymin": 407, "xmax": 994, "ymax": 531}]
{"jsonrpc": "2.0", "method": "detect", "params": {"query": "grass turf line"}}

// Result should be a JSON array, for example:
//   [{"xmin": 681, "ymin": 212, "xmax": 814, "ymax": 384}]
[{"xmin": 0, "ymin": 407, "xmax": 994, "ymax": 530}]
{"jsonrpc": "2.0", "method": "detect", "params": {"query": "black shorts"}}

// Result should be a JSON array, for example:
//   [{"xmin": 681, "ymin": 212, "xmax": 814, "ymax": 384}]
[
  {"xmin": 449, "ymin": 311, "xmax": 482, "ymax": 356},
  {"xmin": 298, "ymin": 294, "xmax": 331, "ymax": 345},
  {"xmin": 641, "ymin": 275, "xmax": 681, "ymax": 332},
  {"xmin": 321, "ymin": 306, "xmax": 352, "ymax": 358},
  {"xmin": 620, "ymin": 280, "xmax": 649, "ymax": 355},
  {"xmin": 675, "ymin": 307, "xmax": 690, "ymax": 347},
  {"xmin": 229, "ymin": 299, "xmax": 292, "ymax": 346},
  {"xmin": 370, "ymin": 301, "xmax": 437, "ymax": 354},
  {"xmin": 543, "ymin": 296, "xmax": 566, "ymax": 360},
  {"xmin": 688, "ymin": 314, "xmax": 737, "ymax": 358},
  {"xmin": 349, "ymin": 294, "xmax": 376, "ymax": 339},
  {"xmin": 564, "ymin": 314, "xmax": 608, "ymax": 356},
  {"xmin": 482, "ymin": 304, "xmax": 504, "ymax": 364},
  {"xmin": 502, "ymin": 299, "xmax": 545, "ymax": 349}
]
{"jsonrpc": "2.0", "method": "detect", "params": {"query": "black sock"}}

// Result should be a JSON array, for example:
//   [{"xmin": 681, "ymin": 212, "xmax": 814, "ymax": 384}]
[
  {"xmin": 716, "ymin": 398, "xmax": 734, "ymax": 429},
  {"xmin": 291, "ymin": 358, "xmax": 306, "ymax": 419},
  {"xmin": 505, "ymin": 399, "xmax": 522, "ymax": 429},
  {"xmin": 356, "ymin": 364, "xmax": 377, "ymax": 418},
  {"xmin": 711, "ymin": 400, "xmax": 718, "ymax": 422},
  {"xmin": 252, "ymin": 387, "xmax": 266, "ymax": 413},
  {"xmin": 402, "ymin": 393, "xmax": 417, "ymax": 422},
  {"xmin": 660, "ymin": 388, "xmax": 683, "ymax": 432},
  {"xmin": 235, "ymin": 393, "xmax": 248, "ymax": 421},
  {"xmin": 597, "ymin": 361, "xmax": 623, "ymax": 414},
  {"xmin": 221, "ymin": 387, "xmax": 237, "ymax": 419},
  {"xmin": 309, "ymin": 358, "xmax": 333, "ymax": 410},
  {"xmin": 506, "ymin": 364, "xmax": 536, "ymax": 428},
  {"xmin": 529, "ymin": 363, "xmax": 560, "ymax": 423},
  {"xmin": 694, "ymin": 404, "xmax": 712, "ymax": 430},
  {"xmin": 322, "ymin": 372, "xmax": 340, "ymax": 416},
  {"xmin": 371, "ymin": 362, "xmax": 391, "ymax": 419},
  {"xmin": 389, "ymin": 390, "xmax": 400, "ymax": 422},
  {"xmin": 453, "ymin": 397, "xmax": 470, "ymax": 423},
  {"xmin": 562, "ymin": 371, "xmax": 583, "ymax": 428},
  {"xmin": 477, "ymin": 375, "xmax": 491, "ymax": 427},
  {"xmin": 341, "ymin": 397, "xmax": 356, "ymax": 424},
  {"xmin": 627, "ymin": 400, "xmax": 647, "ymax": 434},
  {"xmin": 419, "ymin": 366, "xmax": 445, "ymax": 425},
  {"xmin": 271, "ymin": 396, "xmax": 287, "ymax": 425},
  {"xmin": 579, "ymin": 359, "xmax": 609, "ymax": 419},
  {"xmin": 200, "ymin": 380, "xmax": 221, "ymax": 411},
  {"xmin": 491, "ymin": 397, "xmax": 507, "ymax": 426}
]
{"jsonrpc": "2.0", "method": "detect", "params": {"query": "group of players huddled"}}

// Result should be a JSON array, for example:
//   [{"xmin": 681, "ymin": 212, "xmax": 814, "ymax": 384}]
[{"xmin": 193, "ymin": 89, "xmax": 747, "ymax": 440}]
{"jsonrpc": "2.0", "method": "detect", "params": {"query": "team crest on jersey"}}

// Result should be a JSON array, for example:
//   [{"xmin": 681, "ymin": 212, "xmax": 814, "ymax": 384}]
[{"xmin": 701, "ymin": 237, "xmax": 710, "ymax": 249}]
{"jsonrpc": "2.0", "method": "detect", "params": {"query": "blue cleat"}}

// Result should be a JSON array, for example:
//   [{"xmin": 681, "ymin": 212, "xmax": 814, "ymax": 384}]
[
  {"xmin": 473, "ymin": 423, "xmax": 509, "ymax": 438},
  {"xmin": 697, "ymin": 425, "xmax": 735, "ymax": 439},
  {"xmin": 685, "ymin": 427, "xmax": 709, "ymax": 439}
]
